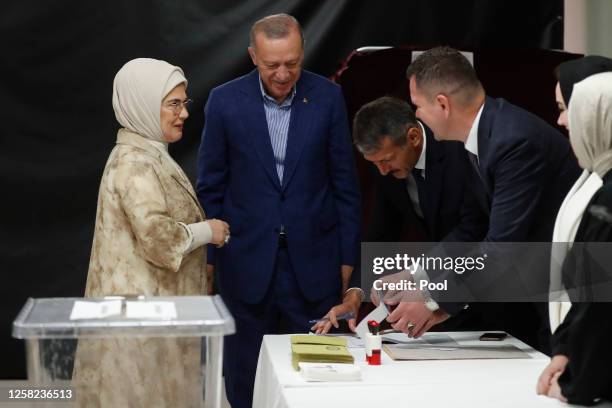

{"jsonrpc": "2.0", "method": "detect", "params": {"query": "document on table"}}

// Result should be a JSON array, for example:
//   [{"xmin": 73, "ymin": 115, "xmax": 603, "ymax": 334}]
[
  {"xmin": 384, "ymin": 343, "xmax": 531, "ymax": 360},
  {"xmin": 336, "ymin": 332, "xmax": 458, "ymax": 348}
]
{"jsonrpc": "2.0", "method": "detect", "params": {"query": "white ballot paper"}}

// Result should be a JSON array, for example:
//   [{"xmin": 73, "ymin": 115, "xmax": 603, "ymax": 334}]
[
  {"xmin": 299, "ymin": 362, "xmax": 362, "ymax": 381},
  {"xmin": 355, "ymin": 298, "xmax": 389, "ymax": 339},
  {"xmin": 70, "ymin": 300, "xmax": 122, "ymax": 320},
  {"xmin": 125, "ymin": 301, "xmax": 177, "ymax": 319}
]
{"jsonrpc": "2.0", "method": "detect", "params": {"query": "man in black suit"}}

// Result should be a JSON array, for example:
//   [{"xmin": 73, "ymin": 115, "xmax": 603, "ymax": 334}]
[
  {"xmin": 312, "ymin": 96, "xmax": 487, "ymax": 334},
  {"xmin": 379, "ymin": 46, "xmax": 580, "ymax": 347}
]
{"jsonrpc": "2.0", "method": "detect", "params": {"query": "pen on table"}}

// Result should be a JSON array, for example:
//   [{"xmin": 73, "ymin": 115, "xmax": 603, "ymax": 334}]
[{"xmin": 308, "ymin": 312, "xmax": 356, "ymax": 324}]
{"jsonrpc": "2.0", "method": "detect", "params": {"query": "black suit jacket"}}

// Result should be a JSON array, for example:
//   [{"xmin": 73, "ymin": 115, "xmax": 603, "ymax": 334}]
[
  {"xmin": 353, "ymin": 124, "xmax": 486, "ymax": 298},
  {"xmin": 366, "ymin": 124, "xmax": 487, "ymax": 243}
]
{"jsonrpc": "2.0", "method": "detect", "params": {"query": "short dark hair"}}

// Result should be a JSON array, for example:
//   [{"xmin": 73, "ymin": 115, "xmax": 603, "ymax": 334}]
[
  {"xmin": 250, "ymin": 14, "xmax": 304, "ymax": 48},
  {"xmin": 353, "ymin": 97, "xmax": 418, "ymax": 154},
  {"xmin": 406, "ymin": 46, "xmax": 482, "ymax": 102}
]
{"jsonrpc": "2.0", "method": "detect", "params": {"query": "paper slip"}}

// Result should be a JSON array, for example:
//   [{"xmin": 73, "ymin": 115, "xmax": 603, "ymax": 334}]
[
  {"xmin": 125, "ymin": 301, "xmax": 177, "ymax": 319},
  {"xmin": 70, "ymin": 300, "xmax": 122, "ymax": 320},
  {"xmin": 299, "ymin": 362, "xmax": 361, "ymax": 381},
  {"xmin": 355, "ymin": 299, "xmax": 389, "ymax": 339}
]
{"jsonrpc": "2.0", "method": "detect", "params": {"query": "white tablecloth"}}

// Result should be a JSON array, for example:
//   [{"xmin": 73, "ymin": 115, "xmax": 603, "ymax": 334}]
[{"xmin": 253, "ymin": 331, "xmax": 607, "ymax": 408}]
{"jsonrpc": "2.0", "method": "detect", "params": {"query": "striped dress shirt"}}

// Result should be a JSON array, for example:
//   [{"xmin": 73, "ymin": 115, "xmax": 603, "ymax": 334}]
[{"xmin": 259, "ymin": 78, "xmax": 296, "ymax": 185}]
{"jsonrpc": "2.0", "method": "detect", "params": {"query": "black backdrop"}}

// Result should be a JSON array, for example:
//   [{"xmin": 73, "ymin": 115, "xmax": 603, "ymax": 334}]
[{"xmin": 1, "ymin": 0, "xmax": 563, "ymax": 378}]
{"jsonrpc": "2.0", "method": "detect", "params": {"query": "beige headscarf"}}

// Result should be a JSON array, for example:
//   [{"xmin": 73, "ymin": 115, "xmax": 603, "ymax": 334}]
[
  {"xmin": 112, "ymin": 58, "xmax": 187, "ymax": 142},
  {"xmin": 568, "ymin": 72, "xmax": 612, "ymax": 177}
]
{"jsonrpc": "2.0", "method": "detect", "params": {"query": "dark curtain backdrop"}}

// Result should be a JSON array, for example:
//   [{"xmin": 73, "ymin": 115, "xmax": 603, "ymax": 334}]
[{"xmin": 0, "ymin": 0, "xmax": 562, "ymax": 378}]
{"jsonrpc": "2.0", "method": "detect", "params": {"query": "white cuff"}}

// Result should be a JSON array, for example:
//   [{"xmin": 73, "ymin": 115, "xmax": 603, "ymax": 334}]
[
  {"xmin": 412, "ymin": 264, "xmax": 440, "ymax": 311},
  {"xmin": 180, "ymin": 221, "xmax": 213, "ymax": 254}
]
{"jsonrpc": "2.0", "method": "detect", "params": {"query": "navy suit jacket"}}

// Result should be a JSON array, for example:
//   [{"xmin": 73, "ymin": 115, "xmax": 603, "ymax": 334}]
[
  {"xmin": 471, "ymin": 97, "xmax": 581, "ymax": 242},
  {"xmin": 196, "ymin": 70, "xmax": 361, "ymax": 304},
  {"xmin": 428, "ymin": 97, "xmax": 581, "ymax": 305}
]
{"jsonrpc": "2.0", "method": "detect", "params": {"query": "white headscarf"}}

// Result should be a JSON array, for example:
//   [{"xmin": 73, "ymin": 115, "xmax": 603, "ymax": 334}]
[
  {"xmin": 569, "ymin": 72, "xmax": 612, "ymax": 177},
  {"xmin": 112, "ymin": 58, "xmax": 187, "ymax": 142}
]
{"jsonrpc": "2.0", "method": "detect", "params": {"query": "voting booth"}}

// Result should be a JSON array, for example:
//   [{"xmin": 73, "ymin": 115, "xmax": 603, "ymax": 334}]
[{"xmin": 12, "ymin": 295, "xmax": 235, "ymax": 407}]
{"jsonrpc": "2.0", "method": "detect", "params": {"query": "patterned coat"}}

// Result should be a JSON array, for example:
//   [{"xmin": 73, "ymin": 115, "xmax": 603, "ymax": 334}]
[{"xmin": 74, "ymin": 129, "xmax": 207, "ymax": 407}]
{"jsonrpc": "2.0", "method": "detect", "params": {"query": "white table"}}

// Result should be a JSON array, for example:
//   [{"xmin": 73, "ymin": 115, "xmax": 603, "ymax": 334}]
[{"xmin": 253, "ymin": 332, "xmax": 607, "ymax": 408}]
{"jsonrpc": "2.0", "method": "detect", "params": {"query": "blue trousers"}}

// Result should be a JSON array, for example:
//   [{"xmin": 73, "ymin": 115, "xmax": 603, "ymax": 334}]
[{"xmin": 221, "ymin": 247, "xmax": 340, "ymax": 408}]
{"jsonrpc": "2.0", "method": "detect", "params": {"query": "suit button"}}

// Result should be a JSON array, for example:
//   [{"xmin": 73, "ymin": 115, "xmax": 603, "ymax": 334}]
[{"xmin": 280, "ymin": 193, "xmax": 286, "ymax": 202}]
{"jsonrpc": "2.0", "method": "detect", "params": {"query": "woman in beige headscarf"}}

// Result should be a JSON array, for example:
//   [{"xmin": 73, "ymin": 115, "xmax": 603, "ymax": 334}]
[
  {"xmin": 74, "ymin": 58, "xmax": 229, "ymax": 407},
  {"xmin": 538, "ymin": 72, "xmax": 612, "ymax": 404}
]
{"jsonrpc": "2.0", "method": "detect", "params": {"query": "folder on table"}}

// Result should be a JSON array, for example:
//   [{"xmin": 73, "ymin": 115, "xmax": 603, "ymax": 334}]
[{"xmin": 290, "ymin": 335, "xmax": 354, "ymax": 370}]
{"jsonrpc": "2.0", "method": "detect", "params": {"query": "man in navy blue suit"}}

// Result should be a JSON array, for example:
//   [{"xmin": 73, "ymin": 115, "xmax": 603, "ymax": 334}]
[
  {"xmin": 380, "ymin": 46, "xmax": 579, "ymax": 342},
  {"xmin": 196, "ymin": 14, "xmax": 360, "ymax": 408},
  {"xmin": 312, "ymin": 96, "xmax": 490, "ymax": 334}
]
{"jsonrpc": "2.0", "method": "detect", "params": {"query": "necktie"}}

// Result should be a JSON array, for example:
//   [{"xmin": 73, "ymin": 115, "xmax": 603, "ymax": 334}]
[
  {"xmin": 411, "ymin": 168, "xmax": 426, "ymax": 218},
  {"xmin": 412, "ymin": 168, "xmax": 426, "ymax": 198}
]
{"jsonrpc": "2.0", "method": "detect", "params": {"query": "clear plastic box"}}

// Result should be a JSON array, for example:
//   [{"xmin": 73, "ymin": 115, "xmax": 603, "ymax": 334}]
[{"xmin": 12, "ymin": 295, "xmax": 235, "ymax": 407}]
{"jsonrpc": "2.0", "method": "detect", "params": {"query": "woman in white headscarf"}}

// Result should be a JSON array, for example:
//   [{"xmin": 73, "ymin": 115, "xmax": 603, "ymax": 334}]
[
  {"xmin": 538, "ymin": 72, "xmax": 612, "ymax": 405},
  {"xmin": 549, "ymin": 56, "xmax": 612, "ymax": 333},
  {"xmin": 74, "ymin": 58, "xmax": 229, "ymax": 407}
]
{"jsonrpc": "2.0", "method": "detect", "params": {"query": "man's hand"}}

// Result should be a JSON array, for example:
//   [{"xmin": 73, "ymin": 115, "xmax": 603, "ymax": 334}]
[
  {"xmin": 341, "ymin": 265, "xmax": 353, "ymax": 295},
  {"xmin": 206, "ymin": 264, "xmax": 215, "ymax": 295},
  {"xmin": 536, "ymin": 355, "xmax": 568, "ymax": 396},
  {"xmin": 369, "ymin": 270, "xmax": 420, "ymax": 306},
  {"xmin": 386, "ymin": 301, "xmax": 449, "ymax": 338},
  {"xmin": 311, "ymin": 289, "xmax": 361, "ymax": 334}
]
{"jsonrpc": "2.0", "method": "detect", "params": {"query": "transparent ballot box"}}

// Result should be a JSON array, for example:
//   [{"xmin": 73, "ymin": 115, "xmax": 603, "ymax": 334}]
[{"xmin": 12, "ymin": 295, "xmax": 235, "ymax": 407}]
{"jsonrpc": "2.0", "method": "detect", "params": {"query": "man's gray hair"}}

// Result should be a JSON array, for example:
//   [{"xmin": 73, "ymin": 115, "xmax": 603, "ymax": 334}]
[
  {"xmin": 353, "ymin": 97, "xmax": 419, "ymax": 155},
  {"xmin": 250, "ymin": 13, "xmax": 304, "ymax": 48}
]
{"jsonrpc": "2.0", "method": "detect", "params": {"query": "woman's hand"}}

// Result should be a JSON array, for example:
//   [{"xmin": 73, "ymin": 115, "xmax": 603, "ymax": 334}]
[
  {"xmin": 207, "ymin": 219, "xmax": 230, "ymax": 247},
  {"xmin": 536, "ymin": 354, "xmax": 568, "ymax": 396},
  {"xmin": 547, "ymin": 371, "xmax": 568, "ymax": 403}
]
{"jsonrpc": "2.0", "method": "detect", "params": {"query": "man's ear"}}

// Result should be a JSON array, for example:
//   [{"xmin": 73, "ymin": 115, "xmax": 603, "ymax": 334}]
[
  {"xmin": 406, "ymin": 127, "xmax": 422, "ymax": 147},
  {"xmin": 248, "ymin": 47, "xmax": 257, "ymax": 66},
  {"xmin": 436, "ymin": 94, "xmax": 451, "ymax": 118}
]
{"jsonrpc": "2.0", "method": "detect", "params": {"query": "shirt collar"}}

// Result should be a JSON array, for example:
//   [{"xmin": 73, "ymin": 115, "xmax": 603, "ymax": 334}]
[
  {"xmin": 259, "ymin": 75, "xmax": 296, "ymax": 107},
  {"xmin": 465, "ymin": 103, "xmax": 484, "ymax": 157},
  {"xmin": 415, "ymin": 121, "xmax": 427, "ymax": 171}
]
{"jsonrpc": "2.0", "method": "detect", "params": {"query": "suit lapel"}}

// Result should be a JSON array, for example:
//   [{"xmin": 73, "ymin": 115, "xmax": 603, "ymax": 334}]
[
  {"xmin": 281, "ymin": 75, "xmax": 314, "ymax": 190},
  {"xmin": 422, "ymin": 128, "xmax": 444, "ymax": 236},
  {"xmin": 474, "ymin": 97, "xmax": 495, "ymax": 212},
  {"xmin": 477, "ymin": 99, "xmax": 494, "ymax": 196},
  {"xmin": 239, "ymin": 70, "xmax": 282, "ymax": 191}
]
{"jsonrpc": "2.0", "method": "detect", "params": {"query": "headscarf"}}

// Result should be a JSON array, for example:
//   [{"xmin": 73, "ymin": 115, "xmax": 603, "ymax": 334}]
[
  {"xmin": 569, "ymin": 72, "xmax": 612, "ymax": 177},
  {"xmin": 558, "ymin": 55, "xmax": 612, "ymax": 105},
  {"xmin": 112, "ymin": 58, "xmax": 187, "ymax": 142}
]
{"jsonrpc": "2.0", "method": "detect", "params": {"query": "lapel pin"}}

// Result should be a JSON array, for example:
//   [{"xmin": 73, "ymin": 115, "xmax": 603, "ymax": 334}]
[{"xmin": 303, "ymin": 97, "xmax": 308, "ymax": 103}]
